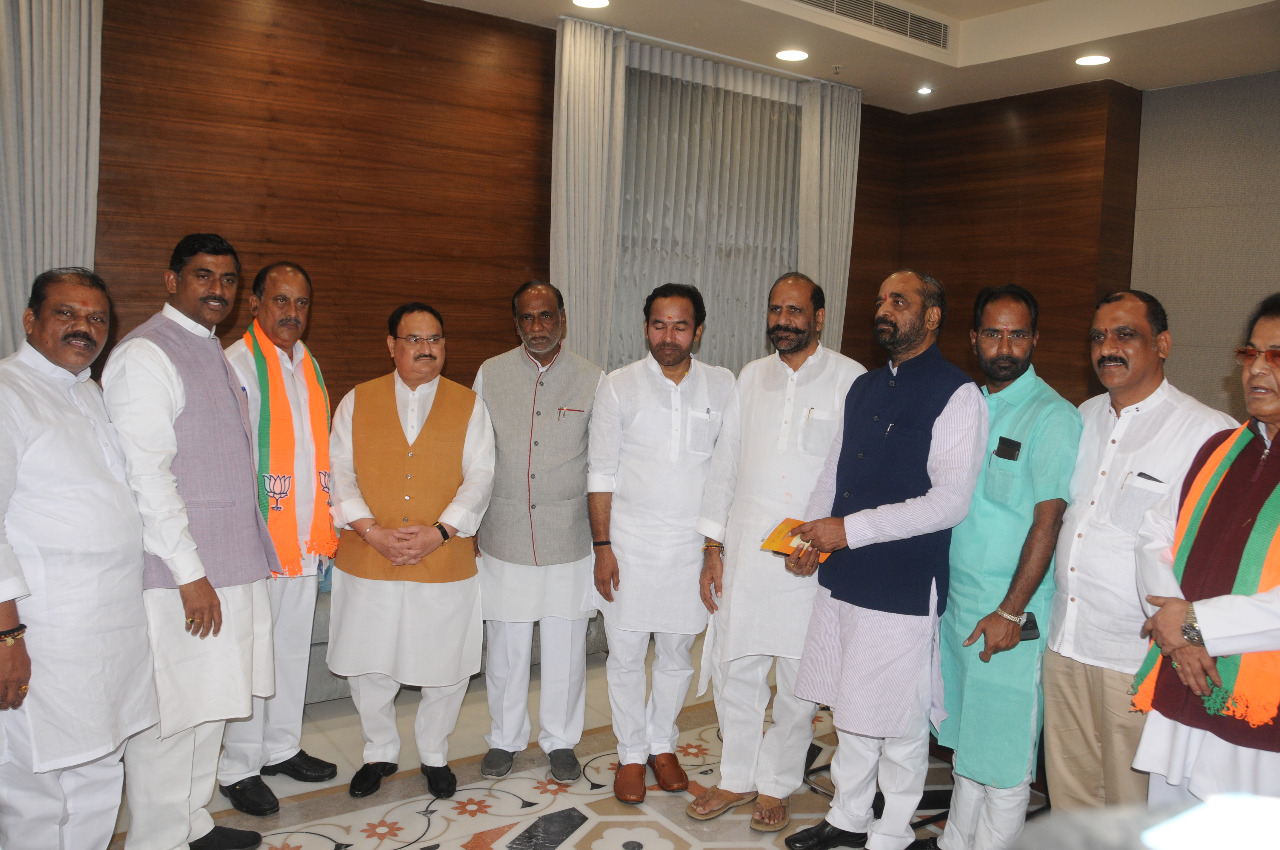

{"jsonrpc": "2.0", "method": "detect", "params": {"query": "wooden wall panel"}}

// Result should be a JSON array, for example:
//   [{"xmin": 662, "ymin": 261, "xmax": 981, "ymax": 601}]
[
  {"xmin": 841, "ymin": 81, "xmax": 1142, "ymax": 404},
  {"xmin": 95, "ymin": 0, "xmax": 556, "ymax": 401}
]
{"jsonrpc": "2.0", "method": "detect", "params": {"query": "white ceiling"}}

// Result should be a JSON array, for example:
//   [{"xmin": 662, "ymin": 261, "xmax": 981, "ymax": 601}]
[{"xmin": 429, "ymin": 0, "xmax": 1280, "ymax": 112}]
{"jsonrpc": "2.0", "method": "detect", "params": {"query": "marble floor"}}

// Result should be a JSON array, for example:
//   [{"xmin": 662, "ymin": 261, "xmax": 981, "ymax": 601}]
[{"xmin": 109, "ymin": 637, "xmax": 1041, "ymax": 849}]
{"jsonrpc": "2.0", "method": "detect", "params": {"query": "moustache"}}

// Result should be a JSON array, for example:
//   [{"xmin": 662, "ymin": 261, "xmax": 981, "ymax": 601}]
[
  {"xmin": 62, "ymin": 331, "xmax": 98, "ymax": 348},
  {"xmin": 1096, "ymin": 356, "xmax": 1127, "ymax": 369},
  {"xmin": 277, "ymin": 318, "xmax": 302, "ymax": 329},
  {"xmin": 414, "ymin": 353, "xmax": 437, "ymax": 361},
  {"xmin": 768, "ymin": 324, "xmax": 802, "ymax": 337},
  {"xmin": 200, "ymin": 296, "xmax": 228, "ymax": 308}
]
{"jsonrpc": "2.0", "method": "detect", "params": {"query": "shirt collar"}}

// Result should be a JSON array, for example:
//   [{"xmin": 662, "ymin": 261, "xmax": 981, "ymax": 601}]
[
  {"xmin": 162, "ymin": 303, "xmax": 218, "ymax": 339},
  {"xmin": 776, "ymin": 343, "xmax": 826, "ymax": 375},
  {"xmin": 1109, "ymin": 377, "xmax": 1171, "ymax": 419},
  {"xmin": 985, "ymin": 364, "xmax": 1037, "ymax": 407},
  {"xmin": 645, "ymin": 352, "xmax": 696, "ymax": 384},
  {"xmin": 16, "ymin": 340, "xmax": 90, "ymax": 384},
  {"xmin": 394, "ymin": 371, "xmax": 439, "ymax": 395},
  {"xmin": 523, "ymin": 344, "xmax": 561, "ymax": 374}
]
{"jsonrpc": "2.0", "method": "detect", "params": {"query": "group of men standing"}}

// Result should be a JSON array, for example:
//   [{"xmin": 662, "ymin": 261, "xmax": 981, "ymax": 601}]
[{"xmin": 3, "ymin": 236, "xmax": 1279, "ymax": 850}]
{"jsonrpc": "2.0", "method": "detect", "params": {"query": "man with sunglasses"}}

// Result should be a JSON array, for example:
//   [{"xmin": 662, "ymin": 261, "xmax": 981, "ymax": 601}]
[
  {"xmin": 1130, "ymin": 294, "xmax": 1280, "ymax": 803},
  {"xmin": 327, "ymin": 303, "xmax": 495, "ymax": 800},
  {"xmin": 1044, "ymin": 291, "xmax": 1234, "ymax": 811}
]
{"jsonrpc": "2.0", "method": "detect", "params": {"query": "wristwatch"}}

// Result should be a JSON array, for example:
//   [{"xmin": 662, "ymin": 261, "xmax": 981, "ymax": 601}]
[{"xmin": 1182, "ymin": 603, "xmax": 1205, "ymax": 647}]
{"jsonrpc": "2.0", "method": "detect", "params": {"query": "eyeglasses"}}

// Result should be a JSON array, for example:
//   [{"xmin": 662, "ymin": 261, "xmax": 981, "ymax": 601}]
[
  {"xmin": 1236, "ymin": 347, "xmax": 1280, "ymax": 367},
  {"xmin": 394, "ymin": 335, "xmax": 445, "ymax": 347}
]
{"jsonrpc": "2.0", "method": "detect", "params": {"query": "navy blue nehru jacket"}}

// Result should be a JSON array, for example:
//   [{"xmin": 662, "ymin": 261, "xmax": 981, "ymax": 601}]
[{"xmin": 818, "ymin": 343, "xmax": 974, "ymax": 616}]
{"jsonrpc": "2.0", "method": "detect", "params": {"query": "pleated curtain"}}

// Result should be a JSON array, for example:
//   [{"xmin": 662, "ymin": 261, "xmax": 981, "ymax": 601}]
[{"xmin": 0, "ymin": 0, "xmax": 102, "ymax": 356}]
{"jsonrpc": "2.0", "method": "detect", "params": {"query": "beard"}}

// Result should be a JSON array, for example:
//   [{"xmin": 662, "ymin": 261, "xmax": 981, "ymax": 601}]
[
  {"xmin": 651, "ymin": 341, "xmax": 690, "ymax": 367},
  {"xmin": 873, "ymin": 310, "xmax": 926, "ymax": 357},
  {"xmin": 768, "ymin": 323, "xmax": 814, "ymax": 355},
  {"xmin": 979, "ymin": 352, "xmax": 1032, "ymax": 384}
]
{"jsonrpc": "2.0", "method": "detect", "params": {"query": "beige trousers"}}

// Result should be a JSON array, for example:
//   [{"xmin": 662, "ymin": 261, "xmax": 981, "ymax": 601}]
[{"xmin": 1042, "ymin": 649, "xmax": 1149, "ymax": 810}]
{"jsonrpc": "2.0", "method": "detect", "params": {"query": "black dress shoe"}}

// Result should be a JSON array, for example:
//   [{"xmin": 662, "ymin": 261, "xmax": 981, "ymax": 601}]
[
  {"xmin": 784, "ymin": 821, "xmax": 868, "ymax": 850},
  {"xmin": 422, "ymin": 763, "xmax": 457, "ymax": 798},
  {"xmin": 189, "ymin": 825, "xmax": 263, "ymax": 850},
  {"xmin": 218, "ymin": 776, "xmax": 279, "ymax": 817},
  {"xmin": 907, "ymin": 839, "xmax": 941, "ymax": 850},
  {"xmin": 349, "ymin": 761, "xmax": 398, "ymax": 798},
  {"xmin": 261, "ymin": 749, "xmax": 339, "ymax": 782}
]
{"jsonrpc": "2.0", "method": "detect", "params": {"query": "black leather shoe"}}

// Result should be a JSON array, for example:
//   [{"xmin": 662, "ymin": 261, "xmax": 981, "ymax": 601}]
[
  {"xmin": 349, "ymin": 761, "xmax": 397, "ymax": 798},
  {"xmin": 189, "ymin": 825, "xmax": 263, "ymax": 850},
  {"xmin": 218, "ymin": 776, "xmax": 279, "ymax": 817},
  {"xmin": 422, "ymin": 763, "xmax": 457, "ymax": 798},
  {"xmin": 784, "ymin": 821, "xmax": 868, "ymax": 850},
  {"xmin": 261, "ymin": 749, "xmax": 339, "ymax": 782},
  {"xmin": 907, "ymin": 839, "xmax": 941, "ymax": 850}
]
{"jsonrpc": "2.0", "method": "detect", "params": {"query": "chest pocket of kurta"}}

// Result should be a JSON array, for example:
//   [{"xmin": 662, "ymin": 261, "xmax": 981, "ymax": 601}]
[
  {"xmin": 800, "ymin": 408, "xmax": 840, "ymax": 457},
  {"xmin": 983, "ymin": 454, "xmax": 1023, "ymax": 505},
  {"xmin": 1109, "ymin": 472, "xmax": 1167, "ymax": 533},
  {"xmin": 687, "ymin": 409, "xmax": 722, "ymax": 457}
]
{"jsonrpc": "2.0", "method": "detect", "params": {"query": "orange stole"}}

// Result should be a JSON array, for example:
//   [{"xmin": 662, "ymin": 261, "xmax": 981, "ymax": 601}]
[{"xmin": 335, "ymin": 373, "xmax": 478, "ymax": 584}]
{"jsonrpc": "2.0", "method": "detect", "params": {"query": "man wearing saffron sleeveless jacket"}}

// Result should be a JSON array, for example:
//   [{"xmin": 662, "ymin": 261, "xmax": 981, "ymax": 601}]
[
  {"xmin": 1132, "ymin": 293, "xmax": 1280, "ymax": 804},
  {"xmin": 328, "ymin": 302, "xmax": 494, "ymax": 801},
  {"xmin": 785, "ymin": 271, "xmax": 987, "ymax": 850}
]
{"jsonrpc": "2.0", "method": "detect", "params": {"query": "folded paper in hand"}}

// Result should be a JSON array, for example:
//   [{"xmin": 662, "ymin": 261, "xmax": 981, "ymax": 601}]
[{"xmin": 761, "ymin": 518, "xmax": 830, "ymax": 563}]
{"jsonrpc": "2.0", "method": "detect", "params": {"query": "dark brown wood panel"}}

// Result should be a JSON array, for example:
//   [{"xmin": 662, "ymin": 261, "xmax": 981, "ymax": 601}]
[
  {"xmin": 842, "ymin": 81, "xmax": 1142, "ymax": 403},
  {"xmin": 95, "ymin": 0, "xmax": 556, "ymax": 401}
]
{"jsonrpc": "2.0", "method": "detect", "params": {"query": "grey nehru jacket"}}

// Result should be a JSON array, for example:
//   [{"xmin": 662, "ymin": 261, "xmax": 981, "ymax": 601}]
[
  {"xmin": 121, "ymin": 313, "xmax": 278, "ymax": 591},
  {"xmin": 477, "ymin": 346, "xmax": 602, "ymax": 566}
]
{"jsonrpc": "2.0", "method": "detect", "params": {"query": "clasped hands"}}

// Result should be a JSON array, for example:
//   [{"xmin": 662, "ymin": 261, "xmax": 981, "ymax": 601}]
[
  {"xmin": 364, "ymin": 522, "xmax": 450, "ymax": 566},
  {"xmin": 1142, "ymin": 595, "xmax": 1221, "ymax": 698}
]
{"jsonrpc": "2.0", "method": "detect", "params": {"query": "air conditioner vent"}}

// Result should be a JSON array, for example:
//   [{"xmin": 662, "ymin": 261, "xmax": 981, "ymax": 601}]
[{"xmin": 793, "ymin": 0, "xmax": 950, "ymax": 49}]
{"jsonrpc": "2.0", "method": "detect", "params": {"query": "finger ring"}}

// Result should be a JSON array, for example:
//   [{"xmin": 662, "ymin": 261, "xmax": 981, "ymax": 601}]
[
  {"xmin": 187, "ymin": 618, "xmax": 196, "ymax": 625},
  {"xmin": 19, "ymin": 685, "xmax": 28, "ymax": 693},
  {"xmin": 1171, "ymin": 661, "xmax": 1180, "ymax": 670}
]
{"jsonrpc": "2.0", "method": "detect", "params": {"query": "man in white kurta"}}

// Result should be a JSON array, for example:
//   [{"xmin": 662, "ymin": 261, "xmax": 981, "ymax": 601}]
[
  {"xmin": 104, "ymin": 234, "xmax": 277, "ymax": 850},
  {"xmin": 589, "ymin": 285, "xmax": 735, "ymax": 804},
  {"xmin": 473, "ymin": 281, "xmax": 603, "ymax": 783},
  {"xmin": 0, "ymin": 269, "xmax": 157, "ymax": 850},
  {"xmin": 219, "ymin": 262, "xmax": 339, "ymax": 817},
  {"xmin": 692, "ymin": 274, "xmax": 864, "ymax": 830},
  {"xmin": 328, "ymin": 303, "xmax": 494, "ymax": 800}
]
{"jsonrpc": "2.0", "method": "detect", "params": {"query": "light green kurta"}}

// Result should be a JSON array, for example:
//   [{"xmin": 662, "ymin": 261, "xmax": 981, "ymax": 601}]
[{"xmin": 937, "ymin": 365, "xmax": 1081, "ymax": 787}]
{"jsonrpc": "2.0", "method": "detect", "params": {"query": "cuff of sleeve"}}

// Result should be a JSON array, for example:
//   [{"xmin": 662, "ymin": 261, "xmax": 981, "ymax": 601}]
[
  {"xmin": 695, "ymin": 518, "xmax": 726, "ymax": 542},
  {"xmin": 338, "ymin": 498, "xmax": 374, "ymax": 528},
  {"xmin": 438, "ymin": 506, "xmax": 479, "ymax": 538},
  {"xmin": 0, "ymin": 575, "xmax": 30, "ymax": 606},
  {"xmin": 164, "ymin": 549, "xmax": 207, "ymax": 586},
  {"xmin": 839, "ymin": 514, "xmax": 864, "ymax": 548},
  {"xmin": 586, "ymin": 473, "xmax": 616, "ymax": 492}
]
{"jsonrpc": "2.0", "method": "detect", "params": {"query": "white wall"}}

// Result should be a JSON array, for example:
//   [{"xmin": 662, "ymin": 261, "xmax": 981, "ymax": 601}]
[{"xmin": 1131, "ymin": 70, "xmax": 1280, "ymax": 420}]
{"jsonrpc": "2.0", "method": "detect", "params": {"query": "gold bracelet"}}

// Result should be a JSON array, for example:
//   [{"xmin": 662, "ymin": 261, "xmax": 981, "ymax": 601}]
[
  {"xmin": 702, "ymin": 542, "xmax": 724, "ymax": 553},
  {"xmin": 994, "ymin": 607, "xmax": 1026, "ymax": 626}
]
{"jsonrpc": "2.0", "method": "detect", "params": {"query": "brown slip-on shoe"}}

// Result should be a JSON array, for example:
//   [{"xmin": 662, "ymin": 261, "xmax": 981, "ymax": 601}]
[
  {"xmin": 647, "ymin": 753, "xmax": 689, "ymax": 791},
  {"xmin": 613, "ymin": 762, "xmax": 647, "ymax": 803}
]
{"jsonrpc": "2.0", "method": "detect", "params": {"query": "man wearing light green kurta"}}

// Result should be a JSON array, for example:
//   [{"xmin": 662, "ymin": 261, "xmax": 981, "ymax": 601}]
[{"xmin": 931, "ymin": 286, "xmax": 1081, "ymax": 850}]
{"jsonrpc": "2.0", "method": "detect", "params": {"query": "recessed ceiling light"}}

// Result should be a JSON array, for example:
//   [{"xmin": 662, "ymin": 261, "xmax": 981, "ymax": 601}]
[
  {"xmin": 1076, "ymin": 55, "xmax": 1110, "ymax": 66},
  {"xmin": 776, "ymin": 50, "xmax": 808, "ymax": 62},
  {"xmin": 573, "ymin": 0, "xmax": 609, "ymax": 8},
  {"xmin": 918, "ymin": 86, "xmax": 932, "ymax": 95}
]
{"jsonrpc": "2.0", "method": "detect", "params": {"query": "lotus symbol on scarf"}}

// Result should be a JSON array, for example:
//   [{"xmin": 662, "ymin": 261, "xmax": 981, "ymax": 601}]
[
  {"xmin": 317, "ymin": 470, "xmax": 332, "ymax": 506},
  {"xmin": 264, "ymin": 473, "xmax": 292, "ymax": 511}
]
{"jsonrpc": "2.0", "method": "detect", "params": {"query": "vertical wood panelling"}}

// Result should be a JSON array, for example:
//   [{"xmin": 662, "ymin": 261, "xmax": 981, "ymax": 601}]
[
  {"xmin": 842, "ymin": 81, "xmax": 1142, "ymax": 403},
  {"xmin": 95, "ymin": 0, "xmax": 556, "ymax": 401}
]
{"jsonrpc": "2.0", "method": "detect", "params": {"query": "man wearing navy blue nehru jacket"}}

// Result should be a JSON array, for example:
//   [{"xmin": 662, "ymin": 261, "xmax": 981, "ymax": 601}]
[{"xmin": 785, "ymin": 270, "xmax": 988, "ymax": 850}]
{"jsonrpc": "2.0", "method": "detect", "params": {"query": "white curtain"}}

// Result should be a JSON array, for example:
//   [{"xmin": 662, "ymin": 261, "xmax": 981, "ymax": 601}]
[
  {"xmin": 0, "ymin": 0, "xmax": 102, "ymax": 356},
  {"xmin": 799, "ymin": 81, "xmax": 861, "ymax": 353},
  {"xmin": 550, "ymin": 17, "xmax": 628, "ymax": 368},
  {"xmin": 612, "ymin": 58, "xmax": 801, "ymax": 372}
]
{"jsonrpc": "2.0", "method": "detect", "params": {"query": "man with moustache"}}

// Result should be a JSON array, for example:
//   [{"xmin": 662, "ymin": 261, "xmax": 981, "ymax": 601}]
[
  {"xmin": 104, "ymin": 234, "xmax": 277, "ymax": 850},
  {"xmin": 589, "ymin": 284, "xmax": 735, "ymax": 803},
  {"xmin": 918, "ymin": 285, "xmax": 1081, "ymax": 850},
  {"xmin": 0, "ymin": 269, "xmax": 157, "ymax": 849},
  {"xmin": 217, "ymin": 262, "xmax": 339, "ymax": 816},
  {"xmin": 691, "ymin": 272, "xmax": 865, "ymax": 832},
  {"xmin": 784, "ymin": 270, "xmax": 987, "ymax": 850},
  {"xmin": 327, "ymin": 303, "xmax": 494, "ymax": 800},
  {"xmin": 1043, "ymin": 290, "xmax": 1233, "ymax": 810},
  {"xmin": 473, "ymin": 281, "xmax": 602, "ymax": 783},
  {"xmin": 1130, "ymin": 293, "xmax": 1280, "ymax": 803}
]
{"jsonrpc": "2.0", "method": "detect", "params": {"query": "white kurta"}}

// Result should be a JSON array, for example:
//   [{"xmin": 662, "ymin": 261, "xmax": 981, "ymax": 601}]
[
  {"xmin": 224, "ymin": 336, "xmax": 320, "ymax": 576},
  {"xmin": 1131, "ymin": 455, "xmax": 1280, "ymax": 797},
  {"xmin": 102, "ymin": 306, "xmax": 274, "ymax": 734},
  {"xmin": 695, "ymin": 346, "xmax": 865, "ymax": 679},
  {"xmin": 327, "ymin": 373, "xmax": 494, "ymax": 686},
  {"xmin": 0, "ymin": 343, "xmax": 157, "ymax": 772},
  {"xmin": 588, "ymin": 355, "xmax": 735, "ymax": 634}
]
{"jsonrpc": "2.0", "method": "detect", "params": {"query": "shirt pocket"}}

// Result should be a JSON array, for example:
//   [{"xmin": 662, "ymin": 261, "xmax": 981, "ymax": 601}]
[
  {"xmin": 983, "ymin": 453, "xmax": 1024, "ymax": 505},
  {"xmin": 1109, "ymin": 472, "xmax": 1168, "ymax": 533},
  {"xmin": 687, "ymin": 409, "xmax": 722, "ymax": 457},
  {"xmin": 800, "ymin": 408, "xmax": 840, "ymax": 457}
]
